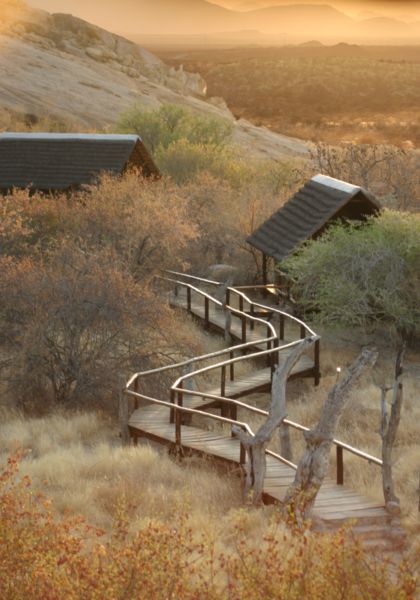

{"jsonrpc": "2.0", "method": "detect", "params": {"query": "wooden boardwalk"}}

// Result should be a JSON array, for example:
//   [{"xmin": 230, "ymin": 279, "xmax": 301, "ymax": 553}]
[
  {"xmin": 124, "ymin": 273, "xmax": 403, "ymax": 552},
  {"xmin": 128, "ymin": 403, "xmax": 389, "ymax": 528}
]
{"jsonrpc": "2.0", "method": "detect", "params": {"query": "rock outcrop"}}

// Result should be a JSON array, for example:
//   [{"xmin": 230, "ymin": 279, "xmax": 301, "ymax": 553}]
[{"xmin": 0, "ymin": 0, "xmax": 308, "ymax": 158}]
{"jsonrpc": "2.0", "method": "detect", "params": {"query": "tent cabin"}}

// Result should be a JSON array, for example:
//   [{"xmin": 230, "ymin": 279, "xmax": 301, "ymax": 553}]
[
  {"xmin": 247, "ymin": 174, "xmax": 381, "ymax": 285},
  {"xmin": 0, "ymin": 132, "xmax": 160, "ymax": 193}
]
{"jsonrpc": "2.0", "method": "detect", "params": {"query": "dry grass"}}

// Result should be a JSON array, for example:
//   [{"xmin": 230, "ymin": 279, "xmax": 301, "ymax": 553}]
[
  {"xmin": 0, "ymin": 317, "xmax": 418, "ymax": 550},
  {"xmin": 0, "ymin": 409, "xmax": 248, "ymax": 535}
]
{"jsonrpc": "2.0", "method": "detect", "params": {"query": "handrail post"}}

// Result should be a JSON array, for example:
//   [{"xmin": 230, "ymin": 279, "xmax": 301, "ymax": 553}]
[
  {"xmin": 226, "ymin": 287, "xmax": 230, "ymax": 306},
  {"xmin": 266, "ymin": 334, "xmax": 272, "ymax": 367},
  {"xmin": 175, "ymin": 407, "xmax": 181, "ymax": 446},
  {"xmin": 205, "ymin": 297, "xmax": 210, "ymax": 329},
  {"xmin": 241, "ymin": 315, "xmax": 247, "ymax": 345},
  {"xmin": 134, "ymin": 378, "xmax": 139, "ymax": 410},
  {"xmin": 187, "ymin": 287, "xmax": 191, "ymax": 312},
  {"xmin": 170, "ymin": 388, "xmax": 175, "ymax": 424},
  {"xmin": 279, "ymin": 314, "xmax": 285, "ymax": 341},
  {"xmin": 300, "ymin": 324, "xmax": 306, "ymax": 339},
  {"xmin": 240, "ymin": 442, "xmax": 246, "ymax": 465},
  {"xmin": 239, "ymin": 295, "xmax": 244, "ymax": 314},
  {"xmin": 336, "ymin": 445, "xmax": 344, "ymax": 485},
  {"xmin": 314, "ymin": 339, "xmax": 320, "ymax": 386},
  {"xmin": 175, "ymin": 386, "xmax": 183, "ymax": 447},
  {"xmin": 221, "ymin": 365, "xmax": 226, "ymax": 397},
  {"xmin": 229, "ymin": 350, "xmax": 235, "ymax": 381},
  {"xmin": 250, "ymin": 304, "xmax": 255, "ymax": 330}
]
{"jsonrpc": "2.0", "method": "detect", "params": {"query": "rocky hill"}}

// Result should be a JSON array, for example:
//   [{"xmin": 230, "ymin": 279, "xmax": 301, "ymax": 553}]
[{"xmin": 0, "ymin": 0, "xmax": 308, "ymax": 158}]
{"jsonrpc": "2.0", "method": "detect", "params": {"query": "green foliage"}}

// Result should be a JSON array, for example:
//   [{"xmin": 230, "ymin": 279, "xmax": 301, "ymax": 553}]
[
  {"xmin": 116, "ymin": 103, "xmax": 233, "ymax": 154},
  {"xmin": 283, "ymin": 211, "xmax": 420, "ymax": 339}
]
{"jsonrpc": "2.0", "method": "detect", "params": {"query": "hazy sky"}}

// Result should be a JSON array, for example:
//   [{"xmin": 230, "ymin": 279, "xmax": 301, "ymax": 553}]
[{"xmin": 26, "ymin": 0, "xmax": 420, "ymax": 39}]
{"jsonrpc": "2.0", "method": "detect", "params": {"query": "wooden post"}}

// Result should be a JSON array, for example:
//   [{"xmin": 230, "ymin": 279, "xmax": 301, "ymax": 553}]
[
  {"xmin": 300, "ymin": 324, "xmax": 306, "ymax": 339},
  {"xmin": 224, "ymin": 306, "xmax": 232, "ymax": 343},
  {"xmin": 134, "ymin": 378, "xmax": 139, "ymax": 410},
  {"xmin": 119, "ymin": 385, "xmax": 130, "ymax": 446},
  {"xmin": 229, "ymin": 350, "xmax": 235, "ymax": 381},
  {"xmin": 187, "ymin": 287, "xmax": 191, "ymax": 311},
  {"xmin": 205, "ymin": 297, "xmax": 210, "ymax": 329},
  {"xmin": 314, "ymin": 339, "xmax": 321, "ymax": 386},
  {"xmin": 175, "ymin": 386, "xmax": 183, "ymax": 447},
  {"xmin": 250, "ymin": 304, "xmax": 255, "ymax": 331},
  {"xmin": 336, "ymin": 445, "xmax": 344, "ymax": 485},
  {"xmin": 279, "ymin": 314, "xmax": 285, "ymax": 341},
  {"xmin": 170, "ymin": 388, "xmax": 175, "ymax": 424},
  {"xmin": 266, "ymin": 337, "xmax": 272, "ymax": 367},
  {"xmin": 175, "ymin": 407, "xmax": 181, "ymax": 447},
  {"xmin": 241, "ymin": 315, "xmax": 247, "ymax": 344},
  {"xmin": 221, "ymin": 365, "xmax": 226, "ymax": 398},
  {"xmin": 262, "ymin": 253, "xmax": 268, "ymax": 286}
]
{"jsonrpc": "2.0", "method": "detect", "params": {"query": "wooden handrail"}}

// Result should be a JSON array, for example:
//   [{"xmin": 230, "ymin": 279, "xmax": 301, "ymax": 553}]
[
  {"xmin": 126, "ymin": 271, "xmax": 381, "ymax": 488},
  {"xmin": 125, "ymin": 388, "xmax": 296, "ymax": 469}
]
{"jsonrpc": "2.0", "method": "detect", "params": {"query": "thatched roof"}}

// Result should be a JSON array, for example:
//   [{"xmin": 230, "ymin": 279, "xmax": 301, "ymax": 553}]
[
  {"xmin": 0, "ymin": 132, "xmax": 159, "ymax": 192},
  {"xmin": 247, "ymin": 174, "xmax": 380, "ymax": 261}
]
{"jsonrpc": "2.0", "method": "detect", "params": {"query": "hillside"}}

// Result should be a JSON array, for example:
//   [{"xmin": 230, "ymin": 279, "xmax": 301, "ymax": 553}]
[{"xmin": 0, "ymin": 1, "xmax": 308, "ymax": 158}]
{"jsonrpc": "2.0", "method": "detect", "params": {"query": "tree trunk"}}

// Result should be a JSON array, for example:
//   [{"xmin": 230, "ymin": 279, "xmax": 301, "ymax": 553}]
[
  {"xmin": 380, "ymin": 345, "xmax": 405, "ymax": 515},
  {"xmin": 232, "ymin": 337, "xmax": 316, "ymax": 504},
  {"xmin": 283, "ymin": 347, "xmax": 378, "ymax": 521},
  {"xmin": 279, "ymin": 422, "xmax": 293, "ymax": 462}
]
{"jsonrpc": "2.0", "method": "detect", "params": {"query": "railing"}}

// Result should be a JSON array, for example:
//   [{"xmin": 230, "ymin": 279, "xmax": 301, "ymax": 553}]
[
  {"xmin": 166, "ymin": 271, "xmax": 319, "ymax": 383},
  {"xmin": 124, "ymin": 271, "xmax": 382, "ymax": 488}
]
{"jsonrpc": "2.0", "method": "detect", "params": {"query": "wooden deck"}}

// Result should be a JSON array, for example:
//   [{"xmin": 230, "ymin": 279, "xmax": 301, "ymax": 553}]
[
  {"xmin": 124, "ymin": 275, "xmax": 404, "ymax": 552},
  {"xmin": 171, "ymin": 294, "xmax": 316, "ymax": 384},
  {"xmin": 128, "ymin": 403, "xmax": 389, "ymax": 527}
]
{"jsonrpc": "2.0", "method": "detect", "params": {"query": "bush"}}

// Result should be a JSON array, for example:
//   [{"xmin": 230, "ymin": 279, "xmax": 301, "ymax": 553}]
[
  {"xmin": 0, "ymin": 454, "xmax": 417, "ymax": 600},
  {"xmin": 283, "ymin": 211, "xmax": 420, "ymax": 340},
  {"xmin": 0, "ymin": 246, "xmax": 180, "ymax": 408},
  {"xmin": 116, "ymin": 103, "xmax": 233, "ymax": 154},
  {"xmin": 0, "ymin": 174, "xmax": 199, "ymax": 409}
]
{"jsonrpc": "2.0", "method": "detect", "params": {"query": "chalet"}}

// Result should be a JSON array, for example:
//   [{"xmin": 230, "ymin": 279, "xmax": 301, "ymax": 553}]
[
  {"xmin": 0, "ymin": 132, "xmax": 160, "ymax": 193},
  {"xmin": 247, "ymin": 174, "xmax": 380, "ymax": 284}
]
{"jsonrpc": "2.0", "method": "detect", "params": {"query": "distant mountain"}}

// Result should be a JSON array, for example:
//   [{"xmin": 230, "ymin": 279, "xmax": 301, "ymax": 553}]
[
  {"xmin": 355, "ymin": 17, "xmax": 417, "ymax": 39},
  {"xmin": 299, "ymin": 40, "xmax": 324, "ymax": 47},
  {"xmin": 243, "ymin": 4, "xmax": 353, "ymax": 35},
  {"xmin": 28, "ymin": 0, "xmax": 420, "ymax": 42},
  {"xmin": 29, "ymin": 0, "xmax": 239, "ymax": 34}
]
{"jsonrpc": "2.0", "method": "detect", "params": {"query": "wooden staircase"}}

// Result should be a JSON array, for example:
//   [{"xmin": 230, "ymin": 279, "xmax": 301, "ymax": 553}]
[{"xmin": 123, "ymin": 272, "xmax": 406, "ymax": 555}]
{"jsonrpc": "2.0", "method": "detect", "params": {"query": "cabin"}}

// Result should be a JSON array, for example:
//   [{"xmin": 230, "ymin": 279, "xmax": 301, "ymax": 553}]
[
  {"xmin": 0, "ymin": 132, "xmax": 160, "ymax": 193},
  {"xmin": 247, "ymin": 174, "xmax": 381, "ymax": 284}
]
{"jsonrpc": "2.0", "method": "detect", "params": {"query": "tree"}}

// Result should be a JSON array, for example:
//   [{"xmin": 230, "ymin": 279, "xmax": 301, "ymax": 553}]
[
  {"xmin": 232, "ymin": 338, "xmax": 316, "ymax": 505},
  {"xmin": 116, "ymin": 103, "xmax": 233, "ymax": 155},
  {"xmin": 283, "ymin": 348, "xmax": 378, "ymax": 521},
  {"xmin": 0, "ymin": 246, "xmax": 180, "ymax": 408},
  {"xmin": 283, "ymin": 211, "xmax": 420, "ymax": 340},
  {"xmin": 310, "ymin": 143, "xmax": 419, "ymax": 211}
]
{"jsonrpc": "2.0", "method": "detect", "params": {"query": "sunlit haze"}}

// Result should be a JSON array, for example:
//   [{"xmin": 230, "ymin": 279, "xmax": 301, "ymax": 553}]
[{"xmin": 25, "ymin": 0, "xmax": 420, "ymax": 42}]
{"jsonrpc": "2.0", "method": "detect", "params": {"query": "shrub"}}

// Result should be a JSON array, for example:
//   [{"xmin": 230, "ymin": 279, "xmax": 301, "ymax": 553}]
[
  {"xmin": 0, "ymin": 246, "xmax": 181, "ymax": 408},
  {"xmin": 283, "ymin": 211, "xmax": 420, "ymax": 340},
  {"xmin": 116, "ymin": 103, "xmax": 233, "ymax": 154},
  {"xmin": 0, "ymin": 454, "xmax": 417, "ymax": 600}
]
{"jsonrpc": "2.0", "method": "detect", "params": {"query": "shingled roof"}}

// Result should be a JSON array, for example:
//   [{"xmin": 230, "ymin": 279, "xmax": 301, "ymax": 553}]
[
  {"xmin": 247, "ymin": 174, "xmax": 380, "ymax": 262},
  {"xmin": 0, "ymin": 133, "xmax": 160, "ymax": 192}
]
